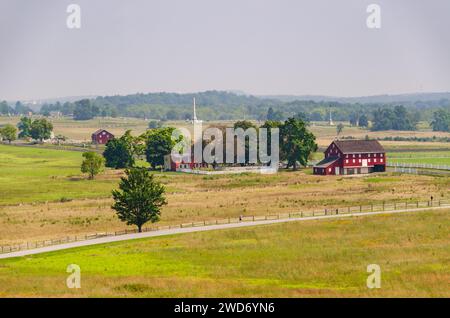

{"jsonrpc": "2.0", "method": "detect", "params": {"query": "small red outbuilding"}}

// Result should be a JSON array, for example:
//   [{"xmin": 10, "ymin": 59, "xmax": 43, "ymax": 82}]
[{"xmin": 91, "ymin": 129, "xmax": 114, "ymax": 145}]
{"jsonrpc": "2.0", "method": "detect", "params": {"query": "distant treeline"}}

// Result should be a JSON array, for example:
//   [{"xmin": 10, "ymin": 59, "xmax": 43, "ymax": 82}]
[{"xmin": 2, "ymin": 91, "xmax": 450, "ymax": 132}]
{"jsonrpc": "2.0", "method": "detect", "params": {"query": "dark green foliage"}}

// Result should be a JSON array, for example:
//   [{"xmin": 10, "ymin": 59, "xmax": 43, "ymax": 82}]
[
  {"xmin": 148, "ymin": 120, "xmax": 162, "ymax": 129},
  {"xmin": 145, "ymin": 127, "xmax": 180, "ymax": 169},
  {"xmin": 73, "ymin": 99, "xmax": 99, "ymax": 120},
  {"xmin": 280, "ymin": 118, "xmax": 317, "ymax": 170},
  {"xmin": 430, "ymin": 109, "xmax": 450, "ymax": 132},
  {"xmin": 358, "ymin": 114, "xmax": 369, "ymax": 127},
  {"xmin": 371, "ymin": 106, "xmax": 417, "ymax": 131},
  {"xmin": 267, "ymin": 107, "xmax": 284, "ymax": 121},
  {"xmin": 28, "ymin": 91, "xmax": 450, "ymax": 122},
  {"xmin": 103, "ymin": 131, "xmax": 136, "ymax": 169},
  {"xmin": 30, "ymin": 118, "xmax": 53, "ymax": 141},
  {"xmin": 112, "ymin": 168, "xmax": 167, "ymax": 232},
  {"xmin": 0, "ymin": 101, "xmax": 14, "ymax": 115},
  {"xmin": 0, "ymin": 124, "xmax": 17, "ymax": 143},
  {"xmin": 233, "ymin": 120, "xmax": 258, "ymax": 131},
  {"xmin": 17, "ymin": 117, "xmax": 32, "ymax": 138}
]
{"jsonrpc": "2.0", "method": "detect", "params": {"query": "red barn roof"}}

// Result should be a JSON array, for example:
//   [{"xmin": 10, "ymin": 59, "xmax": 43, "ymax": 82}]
[
  {"xmin": 92, "ymin": 129, "xmax": 113, "ymax": 137},
  {"xmin": 332, "ymin": 140, "xmax": 385, "ymax": 154}
]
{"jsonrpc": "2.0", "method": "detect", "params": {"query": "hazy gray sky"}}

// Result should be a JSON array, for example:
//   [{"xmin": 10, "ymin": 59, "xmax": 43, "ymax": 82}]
[{"xmin": 1, "ymin": 0, "xmax": 449, "ymax": 100}]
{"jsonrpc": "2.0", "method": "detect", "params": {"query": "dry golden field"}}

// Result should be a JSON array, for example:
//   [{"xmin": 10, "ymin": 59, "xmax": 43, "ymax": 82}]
[{"xmin": 1, "ymin": 165, "xmax": 448, "ymax": 246}]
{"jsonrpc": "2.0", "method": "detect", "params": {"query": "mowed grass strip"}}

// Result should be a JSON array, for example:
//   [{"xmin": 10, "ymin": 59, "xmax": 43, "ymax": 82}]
[{"xmin": 0, "ymin": 210, "xmax": 448, "ymax": 297}]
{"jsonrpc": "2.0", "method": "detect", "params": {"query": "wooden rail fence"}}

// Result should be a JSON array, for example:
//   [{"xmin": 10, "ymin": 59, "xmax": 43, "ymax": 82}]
[{"xmin": 1, "ymin": 199, "xmax": 449, "ymax": 254}]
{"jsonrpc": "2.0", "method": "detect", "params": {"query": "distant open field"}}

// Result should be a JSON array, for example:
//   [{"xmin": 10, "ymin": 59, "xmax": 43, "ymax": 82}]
[
  {"xmin": 0, "ymin": 210, "xmax": 448, "ymax": 297},
  {"xmin": 0, "ymin": 144, "xmax": 449, "ymax": 245},
  {"xmin": 1, "ymin": 116, "xmax": 450, "ymax": 151},
  {"xmin": 388, "ymin": 151, "xmax": 450, "ymax": 165}
]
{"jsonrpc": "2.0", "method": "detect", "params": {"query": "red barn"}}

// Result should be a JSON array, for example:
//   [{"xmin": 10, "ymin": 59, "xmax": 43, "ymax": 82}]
[
  {"xmin": 164, "ymin": 154, "xmax": 209, "ymax": 171},
  {"xmin": 313, "ymin": 140, "xmax": 386, "ymax": 175},
  {"xmin": 91, "ymin": 129, "xmax": 114, "ymax": 145}
]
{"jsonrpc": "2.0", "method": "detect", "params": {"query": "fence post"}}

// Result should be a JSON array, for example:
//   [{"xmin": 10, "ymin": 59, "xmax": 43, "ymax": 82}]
[
  {"xmin": 360, "ymin": 205, "xmax": 362, "ymax": 213},
  {"xmin": 371, "ymin": 204, "xmax": 373, "ymax": 212},
  {"xmin": 394, "ymin": 202, "xmax": 396, "ymax": 210},
  {"xmin": 382, "ymin": 201, "xmax": 385, "ymax": 211}
]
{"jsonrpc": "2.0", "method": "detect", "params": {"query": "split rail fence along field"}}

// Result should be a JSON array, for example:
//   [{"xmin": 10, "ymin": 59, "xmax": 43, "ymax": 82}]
[
  {"xmin": 1, "ymin": 198, "xmax": 449, "ymax": 254},
  {"xmin": 387, "ymin": 162, "xmax": 450, "ymax": 171}
]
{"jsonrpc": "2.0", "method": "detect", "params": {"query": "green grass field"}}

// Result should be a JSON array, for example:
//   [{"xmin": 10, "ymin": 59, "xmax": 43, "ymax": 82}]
[
  {"xmin": 0, "ymin": 144, "xmax": 117, "ymax": 205},
  {"xmin": 0, "ymin": 210, "xmax": 448, "ymax": 297},
  {"xmin": 388, "ymin": 151, "xmax": 450, "ymax": 165}
]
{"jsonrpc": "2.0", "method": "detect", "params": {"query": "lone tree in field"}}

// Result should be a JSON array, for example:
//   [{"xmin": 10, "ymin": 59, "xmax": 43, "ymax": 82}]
[
  {"xmin": 112, "ymin": 168, "xmax": 167, "ymax": 232},
  {"xmin": 0, "ymin": 124, "xmax": 17, "ymax": 143},
  {"xmin": 336, "ymin": 123, "xmax": 344, "ymax": 136},
  {"xmin": 81, "ymin": 151, "xmax": 105, "ymax": 180}
]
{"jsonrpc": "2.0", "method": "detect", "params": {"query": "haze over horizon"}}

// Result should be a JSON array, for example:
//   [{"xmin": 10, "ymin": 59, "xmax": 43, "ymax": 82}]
[{"xmin": 1, "ymin": 0, "xmax": 450, "ymax": 101}]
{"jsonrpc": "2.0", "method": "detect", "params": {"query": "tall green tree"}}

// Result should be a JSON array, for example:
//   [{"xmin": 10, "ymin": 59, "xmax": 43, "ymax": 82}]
[
  {"xmin": 145, "ymin": 127, "xmax": 180, "ymax": 169},
  {"xmin": 81, "ymin": 152, "xmax": 105, "ymax": 179},
  {"xmin": 430, "ymin": 109, "xmax": 450, "ymax": 132},
  {"xmin": 0, "ymin": 101, "xmax": 12, "ymax": 115},
  {"xmin": 103, "ymin": 130, "xmax": 136, "ymax": 169},
  {"xmin": 358, "ymin": 114, "xmax": 369, "ymax": 127},
  {"xmin": 336, "ymin": 123, "xmax": 344, "ymax": 136},
  {"xmin": 267, "ymin": 107, "xmax": 284, "ymax": 121},
  {"xmin": 0, "ymin": 124, "xmax": 17, "ymax": 143},
  {"xmin": 17, "ymin": 117, "xmax": 32, "ymax": 139},
  {"xmin": 112, "ymin": 168, "xmax": 167, "ymax": 232},
  {"xmin": 280, "ymin": 118, "xmax": 317, "ymax": 170},
  {"xmin": 372, "ymin": 106, "xmax": 417, "ymax": 131},
  {"xmin": 73, "ymin": 99, "xmax": 99, "ymax": 120},
  {"xmin": 30, "ymin": 118, "xmax": 53, "ymax": 141}
]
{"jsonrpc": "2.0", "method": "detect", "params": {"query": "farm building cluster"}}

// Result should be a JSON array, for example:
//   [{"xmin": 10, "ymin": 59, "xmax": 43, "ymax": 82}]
[{"xmin": 313, "ymin": 140, "xmax": 386, "ymax": 175}]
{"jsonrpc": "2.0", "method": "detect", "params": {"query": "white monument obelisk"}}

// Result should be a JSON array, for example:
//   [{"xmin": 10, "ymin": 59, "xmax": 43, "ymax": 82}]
[
  {"xmin": 193, "ymin": 97, "xmax": 198, "ymax": 122},
  {"xmin": 192, "ymin": 97, "xmax": 202, "ymax": 164}
]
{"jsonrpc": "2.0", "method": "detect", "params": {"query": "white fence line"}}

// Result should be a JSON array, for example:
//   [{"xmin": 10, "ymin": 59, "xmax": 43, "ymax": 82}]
[{"xmin": 387, "ymin": 162, "xmax": 450, "ymax": 171}]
